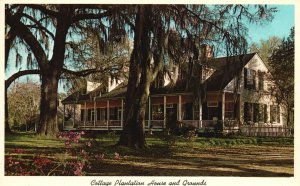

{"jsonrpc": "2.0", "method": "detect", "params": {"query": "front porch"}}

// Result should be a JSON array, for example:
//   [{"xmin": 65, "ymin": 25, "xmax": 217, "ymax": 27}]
[{"xmin": 62, "ymin": 92, "xmax": 240, "ymax": 131}]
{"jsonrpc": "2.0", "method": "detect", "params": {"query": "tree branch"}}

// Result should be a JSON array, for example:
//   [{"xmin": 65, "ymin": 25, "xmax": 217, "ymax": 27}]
[
  {"xmin": 22, "ymin": 13, "xmax": 55, "ymax": 39},
  {"xmin": 5, "ymin": 69, "xmax": 41, "ymax": 89},
  {"xmin": 5, "ymin": 6, "xmax": 25, "ymax": 69},
  {"xmin": 25, "ymin": 4, "xmax": 58, "ymax": 18},
  {"xmin": 61, "ymin": 68, "xmax": 107, "ymax": 77},
  {"xmin": 72, "ymin": 10, "xmax": 112, "ymax": 23},
  {"xmin": 6, "ymin": 11, "xmax": 49, "ymax": 70}
]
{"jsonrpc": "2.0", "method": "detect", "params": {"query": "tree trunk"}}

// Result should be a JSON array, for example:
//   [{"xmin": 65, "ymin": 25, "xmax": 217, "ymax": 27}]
[
  {"xmin": 118, "ymin": 5, "xmax": 153, "ymax": 149},
  {"xmin": 37, "ymin": 6, "xmax": 71, "ymax": 136},
  {"xmin": 37, "ymin": 71, "xmax": 60, "ymax": 136}
]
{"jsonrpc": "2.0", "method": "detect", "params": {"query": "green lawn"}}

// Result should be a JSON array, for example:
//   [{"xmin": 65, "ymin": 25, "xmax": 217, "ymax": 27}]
[{"xmin": 5, "ymin": 132, "xmax": 294, "ymax": 176}]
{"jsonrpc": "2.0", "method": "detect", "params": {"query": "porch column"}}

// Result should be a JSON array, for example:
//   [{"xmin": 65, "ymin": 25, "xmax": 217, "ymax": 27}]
[
  {"xmin": 63, "ymin": 104, "xmax": 65, "ymax": 129},
  {"xmin": 107, "ymin": 100, "xmax": 110, "ymax": 128},
  {"xmin": 178, "ymin": 95, "xmax": 182, "ymax": 121},
  {"xmin": 121, "ymin": 99, "xmax": 124, "ymax": 128},
  {"xmin": 199, "ymin": 95, "xmax": 202, "ymax": 128},
  {"xmin": 251, "ymin": 104, "xmax": 254, "ymax": 123},
  {"xmin": 222, "ymin": 92, "xmax": 225, "ymax": 129},
  {"xmin": 94, "ymin": 98, "xmax": 96, "ymax": 127},
  {"xmin": 163, "ymin": 96, "xmax": 166, "ymax": 128},
  {"xmin": 238, "ymin": 94, "xmax": 242, "ymax": 128},
  {"xmin": 267, "ymin": 104, "xmax": 271, "ymax": 123},
  {"xmin": 84, "ymin": 101, "xmax": 87, "ymax": 127},
  {"xmin": 73, "ymin": 102, "xmax": 75, "ymax": 127},
  {"xmin": 148, "ymin": 97, "xmax": 151, "ymax": 128}
]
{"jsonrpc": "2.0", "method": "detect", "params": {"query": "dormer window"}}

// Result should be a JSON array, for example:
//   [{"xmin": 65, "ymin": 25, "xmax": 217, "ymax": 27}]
[
  {"xmin": 154, "ymin": 78, "xmax": 164, "ymax": 88},
  {"xmin": 81, "ymin": 89, "xmax": 87, "ymax": 95}
]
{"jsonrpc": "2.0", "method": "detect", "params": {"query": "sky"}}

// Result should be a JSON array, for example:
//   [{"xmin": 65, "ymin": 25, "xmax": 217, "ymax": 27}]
[
  {"xmin": 246, "ymin": 5, "xmax": 294, "ymax": 44},
  {"xmin": 5, "ymin": 4, "xmax": 295, "ymax": 93}
]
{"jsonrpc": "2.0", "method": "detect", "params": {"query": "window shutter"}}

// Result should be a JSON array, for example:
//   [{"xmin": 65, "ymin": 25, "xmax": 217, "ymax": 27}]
[
  {"xmin": 244, "ymin": 68, "xmax": 248, "ymax": 89},
  {"xmin": 253, "ymin": 70, "xmax": 256, "ymax": 90},
  {"xmin": 277, "ymin": 106, "xmax": 280, "ymax": 123}
]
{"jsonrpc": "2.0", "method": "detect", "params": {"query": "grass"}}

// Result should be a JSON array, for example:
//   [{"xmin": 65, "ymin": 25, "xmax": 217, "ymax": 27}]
[{"xmin": 5, "ymin": 132, "xmax": 294, "ymax": 176}]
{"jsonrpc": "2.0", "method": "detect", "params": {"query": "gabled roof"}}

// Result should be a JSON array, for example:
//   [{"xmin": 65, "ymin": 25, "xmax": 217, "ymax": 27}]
[
  {"xmin": 205, "ymin": 53, "xmax": 256, "ymax": 91},
  {"xmin": 62, "ymin": 53, "xmax": 257, "ymax": 103}
]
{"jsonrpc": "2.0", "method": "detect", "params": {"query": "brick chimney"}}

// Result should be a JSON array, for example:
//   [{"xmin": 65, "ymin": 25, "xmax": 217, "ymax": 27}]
[{"xmin": 200, "ymin": 44, "xmax": 213, "ymax": 59}]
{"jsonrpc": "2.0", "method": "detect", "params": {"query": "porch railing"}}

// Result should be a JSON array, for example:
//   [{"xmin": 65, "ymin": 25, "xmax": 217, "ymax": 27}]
[
  {"xmin": 75, "ymin": 120, "xmax": 122, "ymax": 128},
  {"xmin": 239, "ymin": 126, "xmax": 293, "ymax": 137},
  {"xmin": 149, "ymin": 120, "xmax": 164, "ymax": 128}
]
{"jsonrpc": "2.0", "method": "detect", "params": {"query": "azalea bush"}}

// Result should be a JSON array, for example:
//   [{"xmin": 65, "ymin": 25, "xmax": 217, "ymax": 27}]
[{"xmin": 5, "ymin": 131, "xmax": 123, "ymax": 176}]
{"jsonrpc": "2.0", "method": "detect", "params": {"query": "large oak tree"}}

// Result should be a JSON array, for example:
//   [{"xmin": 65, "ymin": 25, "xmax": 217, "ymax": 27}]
[{"xmin": 5, "ymin": 4, "xmax": 113, "ymax": 136}]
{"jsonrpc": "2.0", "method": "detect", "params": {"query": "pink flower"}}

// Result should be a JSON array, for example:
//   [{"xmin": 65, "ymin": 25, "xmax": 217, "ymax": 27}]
[
  {"xmin": 14, "ymin": 148, "xmax": 25, "ymax": 154},
  {"xmin": 74, "ymin": 169, "xmax": 82, "ymax": 176},
  {"xmin": 33, "ymin": 156, "xmax": 52, "ymax": 167},
  {"xmin": 86, "ymin": 141, "xmax": 92, "ymax": 147},
  {"xmin": 114, "ymin": 152, "xmax": 121, "ymax": 160},
  {"xmin": 95, "ymin": 154, "xmax": 105, "ymax": 161}
]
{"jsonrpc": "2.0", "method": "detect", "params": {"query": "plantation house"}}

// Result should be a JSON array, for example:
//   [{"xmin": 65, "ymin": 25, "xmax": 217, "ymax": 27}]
[{"xmin": 62, "ymin": 50, "xmax": 285, "ymax": 132}]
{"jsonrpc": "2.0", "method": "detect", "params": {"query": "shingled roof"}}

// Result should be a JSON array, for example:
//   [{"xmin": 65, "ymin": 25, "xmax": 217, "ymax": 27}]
[
  {"xmin": 62, "ymin": 53, "xmax": 257, "ymax": 103},
  {"xmin": 205, "ymin": 53, "xmax": 256, "ymax": 91}
]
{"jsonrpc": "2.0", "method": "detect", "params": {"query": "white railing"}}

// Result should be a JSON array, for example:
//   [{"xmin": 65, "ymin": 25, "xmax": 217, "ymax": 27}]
[
  {"xmin": 180, "ymin": 120, "xmax": 199, "ymax": 128},
  {"xmin": 150, "ymin": 120, "xmax": 164, "ymax": 128},
  {"xmin": 240, "ymin": 126, "xmax": 293, "ymax": 137}
]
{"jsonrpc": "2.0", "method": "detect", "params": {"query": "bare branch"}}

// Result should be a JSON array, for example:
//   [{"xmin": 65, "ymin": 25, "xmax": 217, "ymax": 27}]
[{"xmin": 5, "ymin": 69, "xmax": 40, "ymax": 90}]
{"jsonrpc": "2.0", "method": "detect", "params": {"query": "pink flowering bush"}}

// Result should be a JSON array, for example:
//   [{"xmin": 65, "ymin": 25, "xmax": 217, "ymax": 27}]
[{"xmin": 5, "ymin": 131, "xmax": 125, "ymax": 176}]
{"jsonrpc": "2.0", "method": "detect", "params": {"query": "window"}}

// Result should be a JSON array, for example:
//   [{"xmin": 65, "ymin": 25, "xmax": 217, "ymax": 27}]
[
  {"xmin": 270, "ymin": 105, "xmax": 280, "ymax": 123},
  {"xmin": 154, "ymin": 78, "xmax": 164, "ymax": 88},
  {"xmin": 97, "ymin": 108, "xmax": 106, "ymax": 120},
  {"xmin": 253, "ymin": 103, "xmax": 259, "ymax": 123},
  {"xmin": 109, "ymin": 107, "xmax": 120, "ymax": 120},
  {"xmin": 81, "ymin": 109, "xmax": 85, "ymax": 121},
  {"xmin": 194, "ymin": 111, "xmax": 200, "ymax": 120},
  {"xmin": 258, "ymin": 71, "xmax": 264, "ymax": 91},
  {"xmin": 244, "ymin": 102, "xmax": 267, "ymax": 124},
  {"xmin": 81, "ymin": 89, "xmax": 87, "ymax": 95},
  {"xmin": 152, "ymin": 104, "xmax": 164, "ymax": 120},
  {"xmin": 87, "ymin": 109, "xmax": 92, "ymax": 121},
  {"xmin": 91, "ymin": 110, "xmax": 95, "ymax": 121},
  {"xmin": 244, "ymin": 68, "xmax": 256, "ymax": 90},
  {"xmin": 225, "ymin": 102, "xmax": 235, "ymax": 119},
  {"xmin": 264, "ymin": 105, "xmax": 268, "ymax": 123},
  {"xmin": 182, "ymin": 103, "xmax": 193, "ymax": 120},
  {"xmin": 244, "ymin": 102, "xmax": 253, "ymax": 123},
  {"xmin": 202, "ymin": 102, "xmax": 221, "ymax": 120}
]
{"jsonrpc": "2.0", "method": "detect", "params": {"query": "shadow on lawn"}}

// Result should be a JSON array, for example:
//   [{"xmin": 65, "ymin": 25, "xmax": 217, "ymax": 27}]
[
  {"xmin": 5, "ymin": 133, "xmax": 294, "ymax": 176},
  {"xmin": 87, "ymin": 159, "xmax": 293, "ymax": 176}
]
